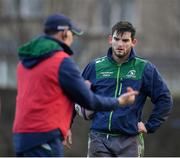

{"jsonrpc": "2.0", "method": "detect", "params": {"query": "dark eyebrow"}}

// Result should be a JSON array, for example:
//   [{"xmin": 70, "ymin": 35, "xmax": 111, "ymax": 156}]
[
  {"xmin": 113, "ymin": 37, "xmax": 119, "ymax": 40},
  {"xmin": 122, "ymin": 39, "xmax": 130, "ymax": 42}
]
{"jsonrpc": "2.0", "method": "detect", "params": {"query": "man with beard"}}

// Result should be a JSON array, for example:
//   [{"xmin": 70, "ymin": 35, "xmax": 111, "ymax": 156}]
[{"xmin": 81, "ymin": 21, "xmax": 173, "ymax": 157}]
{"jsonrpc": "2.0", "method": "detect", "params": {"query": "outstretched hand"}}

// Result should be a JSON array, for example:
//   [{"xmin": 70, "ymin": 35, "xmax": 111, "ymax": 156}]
[{"xmin": 118, "ymin": 87, "xmax": 138, "ymax": 106}]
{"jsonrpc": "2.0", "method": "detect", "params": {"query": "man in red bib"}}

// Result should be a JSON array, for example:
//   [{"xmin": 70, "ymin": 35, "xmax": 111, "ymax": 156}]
[{"xmin": 13, "ymin": 13, "xmax": 138, "ymax": 157}]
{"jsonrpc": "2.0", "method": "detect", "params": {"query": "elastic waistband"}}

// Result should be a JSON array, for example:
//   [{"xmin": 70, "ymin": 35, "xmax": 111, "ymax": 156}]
[
  {"xmin": 90, "ymin": 130, "xmax": 123, "ymax": 137},
  {"xmin": 90, "ymin": 130, "xmax": 138, "ymax": 138}
]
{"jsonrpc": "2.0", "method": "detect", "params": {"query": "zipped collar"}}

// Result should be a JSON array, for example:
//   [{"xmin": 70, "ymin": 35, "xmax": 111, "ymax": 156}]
[{"xmin": 107, "ymin": 47, "xmax": 136, "ymax": 64}]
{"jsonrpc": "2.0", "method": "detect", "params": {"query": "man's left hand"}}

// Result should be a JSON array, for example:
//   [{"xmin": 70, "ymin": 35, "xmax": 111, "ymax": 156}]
[{"xmin": 138, "ymin": 122, "xmax": 147, "ymax": 133}]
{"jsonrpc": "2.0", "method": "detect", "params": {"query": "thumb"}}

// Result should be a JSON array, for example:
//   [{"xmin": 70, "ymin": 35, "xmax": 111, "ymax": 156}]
[
  {"xmin": 127, "ymin": 87, "xmax": 138, "ymax": 95},
  {"xmin": 127, "ymin": 87, "xmax": 133, "ymax": 92}
]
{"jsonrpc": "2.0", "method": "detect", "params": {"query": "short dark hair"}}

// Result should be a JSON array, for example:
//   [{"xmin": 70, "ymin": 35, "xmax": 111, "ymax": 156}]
[{"xmin": 112, "ymin": 21, "xmax": 136, "ymax": 40}]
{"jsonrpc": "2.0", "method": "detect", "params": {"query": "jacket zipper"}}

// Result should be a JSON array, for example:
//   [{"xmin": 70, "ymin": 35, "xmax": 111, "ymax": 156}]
[
  {"xmin": 118, "ymin": 79, "xmax": 122, "ymax": 96},
  {"xmin": 108, "ymin": 65, "xmax": 121, "ymax": 132}
]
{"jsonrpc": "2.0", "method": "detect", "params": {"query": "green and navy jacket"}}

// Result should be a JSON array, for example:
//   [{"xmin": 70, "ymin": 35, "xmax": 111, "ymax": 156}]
[{"xmin": 82, "ymin": 47, "xmax": 173, "ymax": 135}]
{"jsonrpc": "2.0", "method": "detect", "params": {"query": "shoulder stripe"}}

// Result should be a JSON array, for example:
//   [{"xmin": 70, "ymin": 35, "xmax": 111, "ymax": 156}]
[
  {"xmin": 95, "ymin": 56, "xmax": 107, "ymax": 64},
  {"xmin": 134, "ymin": 56, "xmax": 148, "ymax": 63},
  {"xmin": 95, "ymin": 56, "xmax": 106, "ymax": 61}
]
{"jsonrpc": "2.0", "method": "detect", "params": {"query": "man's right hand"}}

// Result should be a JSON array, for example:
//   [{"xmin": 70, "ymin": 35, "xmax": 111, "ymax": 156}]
[
  {"xmin": 63, "ymin": 129, "xmax": 72, "ymax": 149},
  {"xmin": 117, "ymin": 87, "xmax": 138, "ymax": 106}
]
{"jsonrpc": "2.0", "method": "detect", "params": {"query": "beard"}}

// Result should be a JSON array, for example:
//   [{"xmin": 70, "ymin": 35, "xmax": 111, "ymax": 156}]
[{"xmin": 112, "ymin": 47, "xmax": 131, "ymax": 59}]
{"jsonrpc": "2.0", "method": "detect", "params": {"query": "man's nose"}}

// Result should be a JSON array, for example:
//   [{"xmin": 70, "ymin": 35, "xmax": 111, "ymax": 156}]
[{"xmin": 118, "ymin": 40, "xmax": 123, "ymax": 46}]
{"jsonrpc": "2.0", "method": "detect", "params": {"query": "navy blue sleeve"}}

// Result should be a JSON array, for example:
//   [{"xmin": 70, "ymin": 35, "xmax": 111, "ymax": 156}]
[
  {"xmin": 143, "ymin": 62, "xmax": 173, "ymax": 133},
  {"xmin": 82, "ymin": 60, "xmax": 96, "ymax": 81},
  {"xmin": 58, "ymin": 57, "xmax": 119, "ymax": 111},
  {"xmin": 82, "ymin": 60, "xmax": 97, "ymax": 91}
]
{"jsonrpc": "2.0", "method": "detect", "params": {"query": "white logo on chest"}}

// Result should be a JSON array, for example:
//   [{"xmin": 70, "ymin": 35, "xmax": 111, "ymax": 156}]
[
  {"xmin": 100, "ymin": 71, "xmax": 113, "ymax": 77},
  {"xmin": 126, "ymin": 70, "xmax": 136, "ymax": 78}
]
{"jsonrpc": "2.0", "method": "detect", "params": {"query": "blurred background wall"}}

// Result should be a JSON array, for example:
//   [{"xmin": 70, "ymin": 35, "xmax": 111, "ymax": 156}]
[{"xmin": 0, "ymin": 0, "xmax": 180, "ymax": 156}]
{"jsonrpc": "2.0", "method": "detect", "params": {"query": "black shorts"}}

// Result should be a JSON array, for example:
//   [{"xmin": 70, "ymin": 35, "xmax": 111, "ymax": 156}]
[{"xmin": 16, "ymin": 137, "xmax": 63, "ymax": 157}]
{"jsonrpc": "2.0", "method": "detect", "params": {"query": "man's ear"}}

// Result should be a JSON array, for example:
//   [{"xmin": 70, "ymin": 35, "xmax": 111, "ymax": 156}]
[
  {"xmin": 62, "ymin": 30, "xmax": 68, "ymax": 39},
  {"xmin": 132, "ymin": 39, "xmax": 137, "ymax": 47},
  {"xmin": 108, "ymin": 35, "xmax": 112, "ymax": 44}
]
